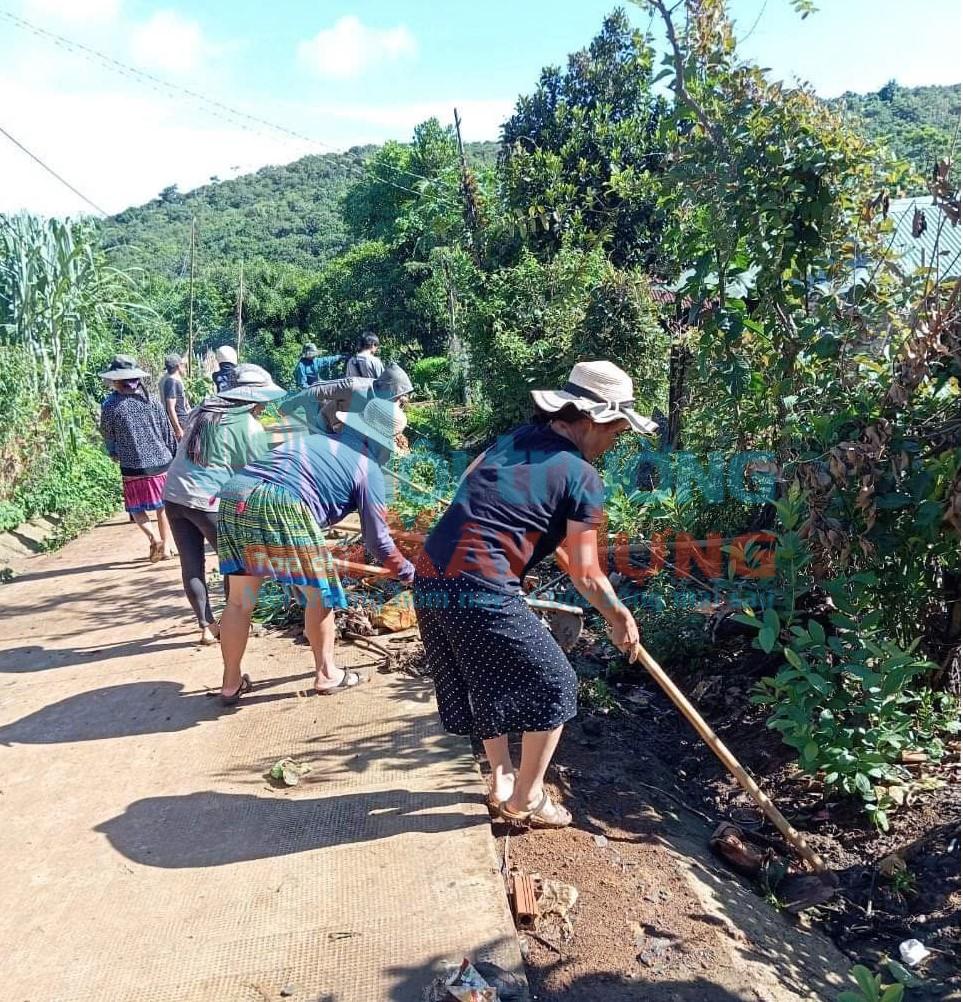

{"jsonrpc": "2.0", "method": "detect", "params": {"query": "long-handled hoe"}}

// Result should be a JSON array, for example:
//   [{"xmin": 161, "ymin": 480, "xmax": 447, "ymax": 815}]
[{"xmin": 630, "ymin": 641, "xmax": 829, "ymax": 874}]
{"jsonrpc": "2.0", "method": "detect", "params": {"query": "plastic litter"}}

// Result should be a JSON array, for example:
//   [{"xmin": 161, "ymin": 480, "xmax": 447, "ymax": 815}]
[
  {"xmin": 899, "ymin": 939, "xmax": 931, "ymax": 967},
  {"xmin": 268, "ymin": 758, "xmax": 312, "ymax": 787}
]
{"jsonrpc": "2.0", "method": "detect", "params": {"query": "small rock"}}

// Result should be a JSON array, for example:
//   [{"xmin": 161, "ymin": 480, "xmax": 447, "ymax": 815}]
[
  {"xmin": 637, "ymin": 935, "xmax": 672, "ymax": 967},
  {"xmin": 593, "ymin": 834, "xmax": 609, "ymax": 848},
  {"xmin": 879, "ymin": 853, "xmax": 906, "ymax": 877},
  {"xmin": 280, "ymin": 985, "xmax": 296, "ymax": 998}
]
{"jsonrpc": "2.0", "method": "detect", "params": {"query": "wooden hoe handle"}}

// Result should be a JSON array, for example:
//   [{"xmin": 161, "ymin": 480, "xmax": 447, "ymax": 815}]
[{"xmin": 632, "ymin": 643, "xmax": 827, "ymax": 873}]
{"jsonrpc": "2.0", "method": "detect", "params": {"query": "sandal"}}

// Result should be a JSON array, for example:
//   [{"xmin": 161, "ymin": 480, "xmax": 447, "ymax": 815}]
[
  {"xmin": 148, "ymin": 539, "xmax": 164, "ymax": 563},
  {"xmin": 220, "ymin": 673, "xmax": 252, "ymax": 706},
  {"xmin": 315, "ymin": 669, "xmax": 365, "ymax": 695},
  {"xmin": 497, "ymin": 790, "xmax": 572, "ymax": 830}
]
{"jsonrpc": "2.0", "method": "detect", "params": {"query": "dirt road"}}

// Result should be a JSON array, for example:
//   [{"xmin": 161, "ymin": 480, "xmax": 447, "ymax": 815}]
[{"xmin": 0, "ymin": 516, "xmax": 521, "ymax": 1001}]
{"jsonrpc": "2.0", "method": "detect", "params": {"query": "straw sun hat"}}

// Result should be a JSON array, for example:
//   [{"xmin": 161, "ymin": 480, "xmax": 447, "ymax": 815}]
[
  {"xmin": 531, "ymin": 360, "xmax": 658, "ymax": 435},
  {"xmin": 337, "ymin": 398, "xmax": 408, "ymax": 452},
  {"xmin": 216, "ymin": 364, "xmax": 286, "ymax": 404}
]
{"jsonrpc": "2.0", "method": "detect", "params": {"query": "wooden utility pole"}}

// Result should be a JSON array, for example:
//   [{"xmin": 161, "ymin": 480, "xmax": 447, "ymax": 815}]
[
  {"xmin": 453, "ymin": 107, "xmax": 482, "ymax": 268},
  {"xmin": 235, "ymin": 259, "xmax": 244, "ymax": 354},
  {"xmin": 450, "ymin": 109, "xmax": 481, "ymax": 406},
  {"xmin": 187, "ymin": 215, "xmax": 196, "ymax": 377}
]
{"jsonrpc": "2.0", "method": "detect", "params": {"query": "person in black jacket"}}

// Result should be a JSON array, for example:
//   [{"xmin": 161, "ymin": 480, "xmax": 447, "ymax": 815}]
[{"xmin": 99, "ymin": 354, "xmax": 176, "ymax": 562}]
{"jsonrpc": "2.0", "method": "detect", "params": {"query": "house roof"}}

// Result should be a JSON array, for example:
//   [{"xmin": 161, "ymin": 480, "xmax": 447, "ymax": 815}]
[{"xmin": 885, "ymin": 196, "xmax": 961, "ymax": 279}]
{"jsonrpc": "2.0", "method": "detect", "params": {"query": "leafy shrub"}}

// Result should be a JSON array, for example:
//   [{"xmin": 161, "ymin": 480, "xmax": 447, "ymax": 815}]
[
  {"xmin": 462, "ymin": 248, "xmax": 668, "ymax": 433},
  {"xmin": 410, "ymin": 356, "xmax": 450, "ymax": 399},
  {"xmin": 0, "ymin": 500, "xmax": 25, "ymax": 534},
  {"xmin": 744, "ymin": 491, "xmax": 959, "ymax": 828},
  {"xmin": 13, "ymin": 442, "xmax": 122, "ymax": 549},
  {"xmin": 837, "ymin": 965, "xmax": 904, "ymax": 1002},
  {"xmin": 405, "ymin": 400, "xmax": 492, "ymax": 453}
]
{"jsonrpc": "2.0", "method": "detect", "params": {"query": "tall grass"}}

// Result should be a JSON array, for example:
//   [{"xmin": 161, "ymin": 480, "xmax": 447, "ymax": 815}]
[{"xmin": 0, "ymin": 214, "xmax": 168, "ymax": 541}]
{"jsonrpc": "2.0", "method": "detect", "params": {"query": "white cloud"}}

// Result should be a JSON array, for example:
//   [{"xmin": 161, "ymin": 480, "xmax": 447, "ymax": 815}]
[
  {"xmin": 22, "ymin": 0, "xmax": 121, "ymax": 21},
  {"xmin": 129, "ymin": 10, "xmax": 207, "ymax": 75},
  {"xmin": 0, "ymin": 76, "xmax": 316, "ymax": 217},
  {"xmin": 297, "ymin": 16, "xmax": 416, "ymax": 80}
]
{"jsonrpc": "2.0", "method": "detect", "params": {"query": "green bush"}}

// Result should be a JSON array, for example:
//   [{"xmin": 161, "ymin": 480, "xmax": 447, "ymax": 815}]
[
  {"xmin": 405, "ymin": 400, "xmax": 492, "ymax": 453},
  {"xmin": 13, "ymin": 441, "xmax": 122, "ymax": 549},
  {"xmin": 410, "ymin": 356, "xmax": 450, "ymax": 398},
  {"xmin": 0, "ymin": 500, "xmax": 25, "ymax": 534},
  {"xmin": 463, "ymin": 248, "xmax": 668, "ymax": 434},
  {"xmin": 744, "ymin": 491, "xmax": 960, "ymax": 829}
]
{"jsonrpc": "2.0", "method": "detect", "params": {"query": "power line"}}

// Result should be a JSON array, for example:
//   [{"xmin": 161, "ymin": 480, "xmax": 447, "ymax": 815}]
[
  {"xmin": 737, "ymin": 0, "xmax": 769, "ymax": 44},
  {"xmin": 0, "ymin": 8, "xmax": 463, "ymax": 204},
  {"xmin": 0, "ymin": 122, "xmax": 108, "ymax": 215}
]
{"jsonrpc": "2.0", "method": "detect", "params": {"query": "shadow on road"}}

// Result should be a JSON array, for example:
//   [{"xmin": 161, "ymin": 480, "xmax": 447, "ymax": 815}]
[
  {"xmin": 0, "ymin": 680, "xmax": 223, "ymax": 743},
  {"xmin": 0, "ymin": 637, "xmax": 199, "ymax": 673},
  {"xmin": 95, "ymin": 788, "xmax": 485, "ymax": 866}
]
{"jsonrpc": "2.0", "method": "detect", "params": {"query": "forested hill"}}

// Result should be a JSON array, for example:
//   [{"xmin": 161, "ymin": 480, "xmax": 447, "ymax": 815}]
[
  {"xmin": 97, "ymin": 141, "xmax": 499, "ymax": 276},
  {"xmin": 829, "ymin": 83, "xmax": 960, "ymax": 186}
]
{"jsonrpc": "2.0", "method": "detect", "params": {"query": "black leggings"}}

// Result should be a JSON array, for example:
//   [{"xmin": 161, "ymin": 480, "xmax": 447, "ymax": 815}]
[{"xmin": 164, "ymin": 500, "xmax": 229, "ymax": 627}]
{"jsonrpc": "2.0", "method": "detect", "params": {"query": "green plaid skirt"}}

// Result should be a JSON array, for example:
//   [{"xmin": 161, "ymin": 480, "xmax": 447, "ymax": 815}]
[{"xmin": 217, "ymin": 475, "xmax": 347, "ymax": 609}]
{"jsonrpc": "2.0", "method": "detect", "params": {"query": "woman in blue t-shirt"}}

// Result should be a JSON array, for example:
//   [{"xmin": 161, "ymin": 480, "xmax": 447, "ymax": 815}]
[{"xmin": 414, "ymin": 361, "xmax": 657, "ymax": 829}]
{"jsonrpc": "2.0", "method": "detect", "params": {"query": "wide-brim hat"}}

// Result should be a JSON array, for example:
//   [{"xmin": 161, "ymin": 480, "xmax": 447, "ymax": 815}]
[
  {"xmin": 337, "ymin": 398, "xmax": 407, "ymax": 452},
  {"xmin": 302, "ymin": 343, "xmax": 319, "ymax": 358},
  {"xmin": 217, "ymin": 363, "xmax": 286, "ymax": 403},
  {"xmin": 99, "ymin": 354, "xmax": 149, "ymax": 381},
  {"xmin": 531, "ymin": 360, "xmax": 658, "ymax": 435},
  {"xmin": 373, "ymin": 363, "xmax": 413, "ymax": 400}
]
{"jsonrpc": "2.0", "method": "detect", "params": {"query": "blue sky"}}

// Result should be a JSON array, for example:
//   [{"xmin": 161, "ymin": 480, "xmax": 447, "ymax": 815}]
[{"xmin": 1, "ymin": 0, "xmax": 959, "ymax": 216}]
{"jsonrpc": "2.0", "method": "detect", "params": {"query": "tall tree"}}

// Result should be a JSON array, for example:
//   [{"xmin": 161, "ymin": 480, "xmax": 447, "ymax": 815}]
[{"xmin": 499, "ymin": 8, "xmax": 669, "ymax": 268}]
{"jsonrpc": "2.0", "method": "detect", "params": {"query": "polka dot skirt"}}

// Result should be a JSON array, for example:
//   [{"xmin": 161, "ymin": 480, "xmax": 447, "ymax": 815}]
[{"xmin": 413, "ymin": 574, "xmax": 578, "ymax": 740}]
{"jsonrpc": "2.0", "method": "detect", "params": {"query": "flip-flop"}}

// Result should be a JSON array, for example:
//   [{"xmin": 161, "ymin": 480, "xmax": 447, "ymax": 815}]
[
  {"xmin": 497, "ymin": 790, "xmax": 572, "ymax": 830},
  {"xmin": 220, "ymin": 673, "xmax": 252, "ymax": 706},
  {"xmin": 315, "ymin": 669, "xmax": 365, "ymax": 695}
]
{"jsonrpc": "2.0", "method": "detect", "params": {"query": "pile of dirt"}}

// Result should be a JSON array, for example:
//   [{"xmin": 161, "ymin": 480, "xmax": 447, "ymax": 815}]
[{"xmin": 396, "ymin": 638, "xmax": 960, "ymax": 1001}]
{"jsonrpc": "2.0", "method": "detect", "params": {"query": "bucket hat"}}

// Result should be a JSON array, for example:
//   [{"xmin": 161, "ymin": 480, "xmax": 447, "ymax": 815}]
[
  {"xmin": 373, "ymin": 363, "xmax": 413, "ymax": 400},
  {"xmin": 337, "ymin": 398, "xmax": 407, "ymax": 452},
  {"xmin": 99, "ymin": 354, "xmax": 149, "ymax": 381},
  {"xmin": 531, "ymin": 360, "xmax": 658, "ymax": 435},
  {"xmin": 216, "ymin": 364, "xmax": 286, "ymax": 403},
  {"xmin": 302, "ymin": 343, "xmax": 319, "ymax": 359},
  {"xmin": 215, "ymin": 345, "xmax": 237, "ymax": 364}
]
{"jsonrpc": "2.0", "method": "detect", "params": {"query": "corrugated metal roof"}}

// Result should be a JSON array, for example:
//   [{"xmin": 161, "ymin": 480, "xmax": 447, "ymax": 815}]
[{"xmin": 885, "ymin": 196, "xmax": 961, "ymax": 279}]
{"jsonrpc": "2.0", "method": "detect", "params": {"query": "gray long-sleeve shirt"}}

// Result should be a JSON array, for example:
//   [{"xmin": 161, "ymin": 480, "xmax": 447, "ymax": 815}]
[{"xmin": 277, "ymin": 377, "xmax": 375, "ymax": 433}]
